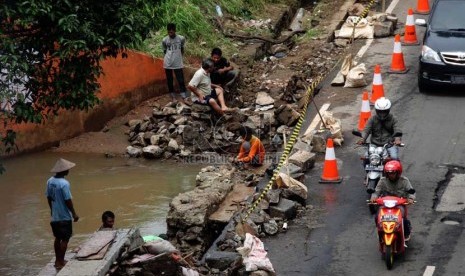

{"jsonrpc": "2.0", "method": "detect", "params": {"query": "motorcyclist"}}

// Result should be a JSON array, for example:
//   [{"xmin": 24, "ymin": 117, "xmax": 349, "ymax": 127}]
[
  {"xmin": 357, "ymin": 97, "xmax": 402, "ymax": 160},
  {"xmin": 370, "ymin": 160, "xmax": 415, "ymax": 240}
]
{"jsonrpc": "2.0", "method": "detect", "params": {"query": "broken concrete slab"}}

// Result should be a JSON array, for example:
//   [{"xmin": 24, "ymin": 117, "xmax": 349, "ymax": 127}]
[
  {"xmin": 279, "ymin": 163, "xmax": 303, "ymax": 179},
  {"xmin": 267, "ymin": 189, "xmax": 281, "ymax": 205},
  {"xmin": 39, "ymin": 228, "xmax": 144, "ymax": 276},
  {"xmin": 374, "ymin": 20, "xmax": 394, "ymax": 38},
  {"xmin": 269, "ymin": 198, "xmax": 297, "ymax": 220},
  {"xmin": 292, "ymin": 138, "xmax": 312, "ymax": 153},
  {"xmin": 311, "ymin": 129, "xmax": 332, "ymax": 153},
  {"xmin": 288, "ymin": 150, "xmax": 316, "ymax": 172}
]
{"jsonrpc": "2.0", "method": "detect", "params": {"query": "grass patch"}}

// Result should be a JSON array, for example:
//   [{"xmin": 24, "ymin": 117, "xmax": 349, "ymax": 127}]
[{"xmin": 137, "ymin": 0, "xmax": 289, "ymax": 61}]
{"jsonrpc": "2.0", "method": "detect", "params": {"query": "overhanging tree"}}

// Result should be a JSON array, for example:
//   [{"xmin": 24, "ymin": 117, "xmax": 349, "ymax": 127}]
[{"xmin": 0, "ymin": 0, "xmax": 157, "ymax": 173}]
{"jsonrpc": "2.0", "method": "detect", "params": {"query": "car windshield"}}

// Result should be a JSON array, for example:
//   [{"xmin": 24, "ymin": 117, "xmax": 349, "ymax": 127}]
[{"xmin": 430, "ymin": 1, "xmax": 465, "ymax": 31}]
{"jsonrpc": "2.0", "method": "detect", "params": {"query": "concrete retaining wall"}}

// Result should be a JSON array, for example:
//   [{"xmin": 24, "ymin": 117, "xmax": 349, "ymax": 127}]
[{"xmin": 1, "ymin": 50, "xmax": 196, "ymax": 155}]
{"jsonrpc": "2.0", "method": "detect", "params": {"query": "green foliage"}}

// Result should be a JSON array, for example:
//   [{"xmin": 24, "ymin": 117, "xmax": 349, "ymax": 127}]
[
  {"xmin": 0, "ymin": 0, "xmax": 158, "ymax": 172},
  {"xmin": 140, "ymin": 0, "xmax": 271, "ymax": 58}
]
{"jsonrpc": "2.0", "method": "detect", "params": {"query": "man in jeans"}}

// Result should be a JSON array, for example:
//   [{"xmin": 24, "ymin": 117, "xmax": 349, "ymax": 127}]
[
  {"xmin": 46, "ymin": 158, "xmax": 79, "ymax": 270},
  {"xmin": 162, "ymin": 23, "xmax": 189, "ymax": 103}
]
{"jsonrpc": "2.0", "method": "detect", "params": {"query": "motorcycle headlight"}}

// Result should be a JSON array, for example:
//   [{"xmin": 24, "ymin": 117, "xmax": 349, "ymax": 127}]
[
  {"xmin": 375, "ymin": 147, "xmax": 384, "ymax": 155},
  {"xmin": 370, "ymin": 154, "xmax": 381, "ymax": 165},
  {"xmin": 421, "ymin": 45, "xmax": 441, "ymax": 63}
]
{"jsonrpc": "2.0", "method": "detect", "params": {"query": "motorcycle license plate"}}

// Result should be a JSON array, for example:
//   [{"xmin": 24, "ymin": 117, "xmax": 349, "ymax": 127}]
[
  {"xmin": 365, "ymin": 165, "xmax": 384, "ymax": 171},
  {"xmin": 381, "ymin": 214, "xmax": 398, "ymax": 222}
]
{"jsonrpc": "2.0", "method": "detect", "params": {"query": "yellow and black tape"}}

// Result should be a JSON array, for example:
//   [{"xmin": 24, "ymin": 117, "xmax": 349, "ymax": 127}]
[
  {"xmin": 241, "ymin": 76, "xmax": 322, "ymax": 223},
  {"xmin": 352, "ymin": 0, "xmax": 377, "ymax": 29},
  {"xmin": 241, "ymin": 1, "xmax": 377, "ymax": 223}
]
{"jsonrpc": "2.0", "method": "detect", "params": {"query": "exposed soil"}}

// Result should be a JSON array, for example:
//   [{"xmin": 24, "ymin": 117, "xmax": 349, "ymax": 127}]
[{"xmin": 53, "ymin": 0, "xmax": 351, "ymax": 156}]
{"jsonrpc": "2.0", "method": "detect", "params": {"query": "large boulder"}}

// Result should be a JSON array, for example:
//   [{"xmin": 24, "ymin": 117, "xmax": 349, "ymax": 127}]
[
  {"xmin": 126, "ymin": 146, "xmax": 142, "ymax": 157},
  {"xmin": 142, "ymin": 145, "xmax": 164, "ymax": 159}
]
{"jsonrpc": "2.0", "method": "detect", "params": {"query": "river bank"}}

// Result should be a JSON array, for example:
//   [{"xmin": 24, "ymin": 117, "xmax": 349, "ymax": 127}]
[
  {"xmin": 36, "ymin": 0, "xmax": 388, "ymax": 274},
  {"xmin": 0, "ymin": 152, "xmax": 202, "ymax": 276}
]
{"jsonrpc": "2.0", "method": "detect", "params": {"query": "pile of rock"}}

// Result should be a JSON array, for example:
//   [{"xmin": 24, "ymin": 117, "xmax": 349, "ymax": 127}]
[{"xmin": 125, "ymin": 90, "xmax": 309, "ymax": 161}]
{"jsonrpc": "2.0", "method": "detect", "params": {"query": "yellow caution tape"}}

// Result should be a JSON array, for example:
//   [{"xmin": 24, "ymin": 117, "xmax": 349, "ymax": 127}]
[
  {"xmin": 241, "ymin": 0, "xmax": 377, "ymax": 223},
  {"xmin": 241, "ymin": 76, "xmax": 322, "ymax": 223},
  {"xmin": 350, "ymin": 0, "xmax": 377, "ymax": 41}
]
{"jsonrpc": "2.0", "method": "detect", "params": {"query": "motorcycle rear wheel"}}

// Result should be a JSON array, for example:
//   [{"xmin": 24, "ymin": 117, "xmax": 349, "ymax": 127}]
[{"xmin": 385, "ymin": 245, "xmax": 394, "ymax": 270}]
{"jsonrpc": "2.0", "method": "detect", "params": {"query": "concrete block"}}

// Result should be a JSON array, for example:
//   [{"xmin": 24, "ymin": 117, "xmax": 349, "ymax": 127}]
[
  {"xmin": 269, "ymin": 198, "xmax": 296, "ymax": 219},
  {"xmin": 267, "ymin": 189, "xmax": 281, "ymax": 205},
  {"xmin": 288, "ymin": 150, "xmax": 316, "ymax": 172},
  {"xmin": 374, "ymin": 21, "xmax": 394, "ymax": 38},
  {"xmin": 311, "ymin": 130, "xmax": 331, "ymax": 153}
]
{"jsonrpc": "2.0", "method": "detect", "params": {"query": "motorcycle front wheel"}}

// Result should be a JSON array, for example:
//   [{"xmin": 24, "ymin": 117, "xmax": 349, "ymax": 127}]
[
  {"xmin": 367, "ymin": 179, "xmax": 378, "ymax": 214},
  {"xmin": 385, "ymin": 245, "xmax": 394, "ymax": 270}
]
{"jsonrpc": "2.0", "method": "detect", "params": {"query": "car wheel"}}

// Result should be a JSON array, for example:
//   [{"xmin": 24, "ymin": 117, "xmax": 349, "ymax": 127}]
[{"xmin": 418, "ymin": 74, "xmax": 428, "ymax": 93}]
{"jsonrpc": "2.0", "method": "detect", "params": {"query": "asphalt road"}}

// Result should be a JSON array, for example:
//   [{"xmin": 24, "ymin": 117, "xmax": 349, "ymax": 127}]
[{"xmin": 264, "ymin": 0, "xmax": 465, "ymax": 275}]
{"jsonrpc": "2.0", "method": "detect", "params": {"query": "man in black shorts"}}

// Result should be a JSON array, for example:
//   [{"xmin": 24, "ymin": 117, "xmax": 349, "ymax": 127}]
[
  {"xmin": 46, "ymin": 158, "xmax": 79, "ymax": 270},
  {"xmin": 188, "ymin": 58, "xmax": 233, "ymax": 115}
]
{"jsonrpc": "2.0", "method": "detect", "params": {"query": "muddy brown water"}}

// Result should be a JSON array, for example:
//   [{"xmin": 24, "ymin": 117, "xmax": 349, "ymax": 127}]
[{"xmin": 0, "ymin": 151, "xmax": 202, "ymax": 276}]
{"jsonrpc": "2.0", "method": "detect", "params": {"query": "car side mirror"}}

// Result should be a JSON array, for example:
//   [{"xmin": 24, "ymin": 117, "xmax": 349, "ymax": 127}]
[
  {"xmin": 415, "ymin": 19, "xmax": 427, "ymax": 27},
  {"xmin": 352, "ymin": 130, "xmax": 362, "ymax": 137},
  {"xmin": 408, "ymin": 189, "xmax": 416, "ymax": 194}
]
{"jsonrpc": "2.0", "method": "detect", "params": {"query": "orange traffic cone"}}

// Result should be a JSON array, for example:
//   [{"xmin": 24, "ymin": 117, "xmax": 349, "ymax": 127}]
[
  {"xmin": 402, "ymin": 8, "xmax": 419, "ymax": 45},
  {"xmin": 370, "ymin": 64, "xmax": 385, "ymax": 104},
  {"xmin": 414, "ymin": 0, "xmax": 430, "ymax": 14},
  {"xmin": 319, "ymin": 138, "xmax": 342, "ymax": 183},
  {"xmin": 358, "ymin": 91, "xmax": 371, "ymax": 131},
  {"xmin": 389, "ymin": 34, "xmax": 409, "ymax": 74}
]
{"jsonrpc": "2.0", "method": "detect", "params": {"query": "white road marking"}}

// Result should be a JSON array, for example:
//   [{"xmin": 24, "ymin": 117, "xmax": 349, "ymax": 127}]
[
  {"xmin": 386, "ymin": 0, "xmax": 401, "ymax": 14},
  {"xmin": 423, "ymin": 266, "xmax": 436, "ymax": 276},
  {"xmin": 354, "ymin": 39, "xmax": 374, "ymax": 63},
  {"xmin": 302, "ymin": 103, "xmax": 330, "ymax": 137},
  {"xmin": 354, "ymin": 0, "xmax": 401, "ymax": 63}
]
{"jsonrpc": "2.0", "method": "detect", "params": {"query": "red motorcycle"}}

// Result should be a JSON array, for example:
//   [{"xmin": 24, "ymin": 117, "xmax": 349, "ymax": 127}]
[{"xmin": 370, "ymin": 196, "xmax": 413, "ymax": 270}]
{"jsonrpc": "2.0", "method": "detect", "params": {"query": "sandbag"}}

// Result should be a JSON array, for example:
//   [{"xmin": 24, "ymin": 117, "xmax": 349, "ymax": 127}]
[
  {"xmin": 336, "ymin": 16, "xmax": 374, "ymax": 39},
  {"xmin": 344, "ymin": 63, "xmax": 367, "ymax": 88},
  {"xmin": 322, "ymin": 111, "xmax": 344, "ymax": 146},
  {"xmin": 236, "ymin": 233, "xmax": 275, "ymax": 273},
  {"xmin": 144, "ymin": 239, "xmax": 177, "ymax": 255},
  {"xmin": 275, "ymin": 172, "xmax": 308, "ymax": 199},
  {"xmin": 340, "ymin": 53, "xmax": 355, "ymax": 77}
]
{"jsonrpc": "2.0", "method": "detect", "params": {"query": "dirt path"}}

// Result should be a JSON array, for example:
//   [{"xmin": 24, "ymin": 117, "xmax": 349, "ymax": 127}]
[{"xmin": 52, "ymin": 95, "xmax": 172, "ymax": 154}]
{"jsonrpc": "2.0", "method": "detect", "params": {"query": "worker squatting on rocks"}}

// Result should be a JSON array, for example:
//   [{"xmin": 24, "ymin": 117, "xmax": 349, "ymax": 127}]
[{"xmin": 232, "ymin": 126, "xmax": 266, "ymax": 169}]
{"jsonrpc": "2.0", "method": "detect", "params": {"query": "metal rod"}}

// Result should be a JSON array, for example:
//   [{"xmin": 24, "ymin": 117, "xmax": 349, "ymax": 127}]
[{"xmin": 311, "ymin": 96, "xmax": 327, "ymax": 129}]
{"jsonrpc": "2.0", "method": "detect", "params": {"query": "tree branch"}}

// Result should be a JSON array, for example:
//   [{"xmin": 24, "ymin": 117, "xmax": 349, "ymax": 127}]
[{"xmin": 214, "ymin": 17, "xmax": 306, "ymax": 44}]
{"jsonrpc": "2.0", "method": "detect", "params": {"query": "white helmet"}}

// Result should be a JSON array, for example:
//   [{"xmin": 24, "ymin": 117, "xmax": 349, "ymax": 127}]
[{"xmin": 374, "ymin": 97, "xmax": 391, "ymax": 110}]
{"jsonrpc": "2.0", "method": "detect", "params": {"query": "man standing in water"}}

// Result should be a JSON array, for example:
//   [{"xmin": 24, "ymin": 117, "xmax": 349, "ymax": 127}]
[
  {"xmin": 46, "ymin": 158, "xmax": 79, "ymax": 270},
  {"xmin": 99, "ymin": 210, "xmax": 115, "ymax": 230}
]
